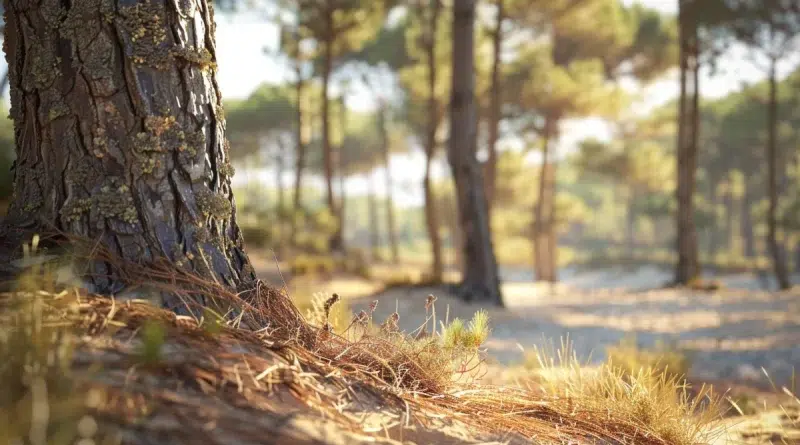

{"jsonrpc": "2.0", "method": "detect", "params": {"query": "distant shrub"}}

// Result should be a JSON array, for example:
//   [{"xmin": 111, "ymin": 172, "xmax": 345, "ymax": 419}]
[
  {"xmin": 606, "ymin": 335, "xmax": 691, "ymax": 382},
  {"xmin": 339, "ymin": 248, "xmax": 371, "ymax": 279},
  {"xmin": 289, "ymin": 254, "xmax": 336, "ymax": 276}
]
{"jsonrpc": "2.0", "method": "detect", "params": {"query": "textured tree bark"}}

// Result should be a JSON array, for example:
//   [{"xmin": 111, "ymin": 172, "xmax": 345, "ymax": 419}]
[
  {"xmin": 378, "ymin": 101, "xmax": 399, "ymax": 264},
  {"xmin": 533, "ymin": 122, "xmax": 557, "ymax": 283},
  {"xmin": 447, "ymin": 0, "xmax": 502, "ymax": 305},
  {"xmin": 674, "ymin": 0, "xmax": 700, "ymax": 285},
  {"xmin": 423, "ymin": 0, "xmax": 443, "ymax": 282},
  {"xmin": 765, "ymin": 59, "xmax": 791, "ymax": 289},
  {"xmin": 484, "ymin": 0, "xmax": 503, "ymax": 216},
  {"xmin": 0, "ymin": 0, "xmax": 256, "ymax": 309},
  {"xmin": 320, "ymin": 6, "xmax": 342, "ymax": 252}
]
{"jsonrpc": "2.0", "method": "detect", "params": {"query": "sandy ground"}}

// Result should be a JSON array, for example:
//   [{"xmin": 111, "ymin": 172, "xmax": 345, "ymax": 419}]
[
  {"xmin": 252, "ymin": 258, "xmax": 800, "ymax": 386},
  {"xmin": 355, "ymin": 282, "xmax": 800, "ymax": 384},
  {"xmin": 250, "ymin": 258, "xmax": 800, "ymax": 443}
]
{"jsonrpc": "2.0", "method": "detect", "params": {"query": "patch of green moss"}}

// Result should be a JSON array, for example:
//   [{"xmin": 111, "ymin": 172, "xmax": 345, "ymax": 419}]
[
  {"xmin": 60, "ymin": 197, "xmax": 92, "ymax": 223},
  {"xmin": 171, "ymin": 47, "xmax": 216, "ymax": 71},
  {"xmin": 133, "ymin": 115, "xmax": 183, "ymax": 175},
  {"xmin": 25, "ymin": 41, "xmax": 61, "ymax": 91},
  {"xmin": 40, "ymin": 0, "xmax": 66, "ymax": 30},
  {"xmin": 196, "ymin": 188, "xmax": 232, "ymax": 220},
  {"xmin": 193, "ymin": 225, "xmax": 211, "ymax": 244},
  {"xmin": 218, "ymin": 161, "xmax": 235, "ymax": 179},
  {"xmin": 94, "ymin": 179, "xmax": 137, "ymax": 224},
  {"xmin": 66, "ymin": 162, "xmax": 95, "ymax": 187},
  {"xmin": 119, "ymin": 3, "xmax": 171, "ymax": 69},
  {"xmin": 48, "ymin": 100, "xmax": 70, "ymax": 122},
  {"xmin": 92, "ymin": 127, "xmax": 108, "ymax": 159}
]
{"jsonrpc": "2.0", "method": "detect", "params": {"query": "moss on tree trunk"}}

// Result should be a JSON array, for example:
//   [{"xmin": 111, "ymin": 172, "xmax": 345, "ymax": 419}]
[{"xmin": 1, "ymin": 0, "xmax": 255, "ymax": 309}]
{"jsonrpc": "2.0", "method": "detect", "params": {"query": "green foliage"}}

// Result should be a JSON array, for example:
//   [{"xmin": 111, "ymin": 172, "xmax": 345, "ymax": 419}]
[
  {"xmin": 137, "ymin": 320, "xmax": 166, "ymax": 366},
  {"xmin": 442, "ymin": 311, "xmax": 491, "ymax": 351}
]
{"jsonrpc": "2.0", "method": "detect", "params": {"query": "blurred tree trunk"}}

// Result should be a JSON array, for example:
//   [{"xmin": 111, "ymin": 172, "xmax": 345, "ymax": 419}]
[
  {"xmin": 765, "ymin": 58, "xmax": 791, "ymax": 289},
  {"xmin": 484, "ymin": 0, "xmax": 504, "ymax": 216},
  {"xmin": 368, "ymin": 172, "xmax": 381, "ymax": 261},
  {"xmin": 292, "ymin": 74, "xmax": 306, "ymax": 246},
  {"xmin": 377, "ymin": 100, "xmax": 399, "ymax": 264},
  {"xmin": 706, "ymin": 187, "xmax": 720, "ymax": 258},
  {"xmin": 0, "ymin": 0, "xmax": 255, "ymax": 309},
  {"xmin": 721, "ymin": 191, "xmax": 733, "ymax": 256},
  {"xmin": 337, "ymin": 95, "xmax": 347, "ymax": 251},
  {"xmin": 275, "ymin": 139, "xmax": 286, "ymax": 249},
  {"xmin": 533, "ymin": 119, "xmax": 557, "ymax": 283},
  {"xmin": 742, "ymin": 186, "xmax": 756, "ymax": 257},
  {"xmin": 674, "ymin": 0, "xmax": 701, "ymax": 285},
  {"xmin": 447, "ymin": 0, "xmax": 503, "ymax": 305},
  {"xmin": 423, "ymin": 0, "xmax": 443, "ymax": 282},
  {"xmin": 321, "ymin": 6, "xmax": 343, "ymax": 252},
  {"xmin": 626, "ymin": 190, "xmax": 636, "ymax": 257}
]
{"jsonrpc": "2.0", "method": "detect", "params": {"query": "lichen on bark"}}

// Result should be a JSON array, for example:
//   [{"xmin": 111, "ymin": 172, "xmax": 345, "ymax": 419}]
[{"xmin": 1, "ymin": 0, "xmax": 256, "ymax": 309}]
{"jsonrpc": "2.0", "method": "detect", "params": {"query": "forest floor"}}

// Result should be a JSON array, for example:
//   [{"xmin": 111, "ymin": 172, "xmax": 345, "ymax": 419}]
[
  {"xmin": 250, "ymin": 253, "xmax": 800, "ymax": 444},
  {"xmin": 4, "ymin": 252, "xmax": 798, "ymax": 445}
]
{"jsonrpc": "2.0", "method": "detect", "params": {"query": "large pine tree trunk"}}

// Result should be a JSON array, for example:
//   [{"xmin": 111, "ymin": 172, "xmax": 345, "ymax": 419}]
[
  {"xmin": 0, "ymin": 0, "xmax": 255, "ymax": 308},
  {"xmin": 423, "ymin": 0, "xmax": 443, "ymax": 282},
  {"xmin": 765, "ymin": 60, "xmax": 791, "ymax": 290},
  {"xmin": 378, "ymin": 101, "xmax": 399, "ymax": 264},
  {"xmin": 674, "ymin": 0, "xmax": 701, "ymax": 285},
  {"xmin": 447, "ymin": 0, "xmax": 502, "ymax": 305},
  {"xmin": 484, "ymin": 0, "xmax": 503, "ymax": 215}
]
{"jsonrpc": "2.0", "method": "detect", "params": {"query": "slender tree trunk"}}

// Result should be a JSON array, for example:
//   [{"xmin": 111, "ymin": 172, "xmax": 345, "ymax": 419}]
[
  {"xmin": 707, "ymin": 187, "xmax": 719, "ymax": 258},
  {"xmin": 674, "ymin": 0, "xmax": 701, "ymax": 285},
  {"xmin": 546, "ymin": 158, "xmax": 558, "ymax": 281},
  {"xmin": 626, "ymin": 189, "xmax": 636, "ymax": 257},
  {"xmin": 275, "ymin": 139, "xmax": 286, "ymax": 249},
  {"xmin": 484, "ymin": 0, "xmax": 504, "ymax": 215},
  {"xmin": 447, "ymin": 0, "xmax": 502, "ymax": 305},
  {"xmin": 337, "ymin": 95, "xmax": 347, "ymax": 251},
  {"xmin": 292, "ymin": 74, "xmax": 306, "ymax": 246},
  {"xmin": 766, "ymin": 59, "xmax": 791, "ymax": 290},
  {"xmin": 0, "ymin": 0, "xmax": 255, "ymax": 310},
  {"xmin": 321, "ymin": 7, "xmax": 342, "ymax": 252},
  {"xmin": 742, "ymin": 185, "xmax": 756, "ymax": 257},
  {"xmin": 534, "ymin": 120, "xmax": 557, "ymax": 283},
  {"xmin": 423, "ymin": 0, "xmax": 443, "ymax": 281},
  {"xmin": 721, "ymin": 190, "xmax": 732, "ymax": 256},
  {"xmin": 368, "ymin": 171, "xmax": 380, "ymax": 261},
  {"xmin": 378, "ymin": 101, "xmax": 399, "ymax": 264}
]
